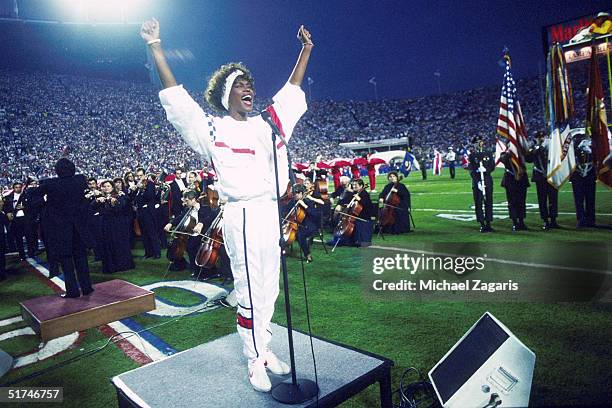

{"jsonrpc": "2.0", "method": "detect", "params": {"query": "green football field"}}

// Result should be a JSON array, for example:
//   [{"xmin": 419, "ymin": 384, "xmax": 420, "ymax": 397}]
[{"xmin": 0, "ymin": 167, "xmax": 611, "ymax": 407}]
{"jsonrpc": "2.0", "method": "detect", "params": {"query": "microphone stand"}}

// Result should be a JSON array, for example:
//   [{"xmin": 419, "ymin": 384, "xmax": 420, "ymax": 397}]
[{"xmin": 268, "ymin": 125, "xmax": 319, "ymax": 404}]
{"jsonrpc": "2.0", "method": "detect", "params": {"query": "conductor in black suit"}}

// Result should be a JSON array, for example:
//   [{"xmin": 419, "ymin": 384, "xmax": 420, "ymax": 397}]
[{"xmin": 39, "ymin": 158, "xmax": 94, "ymax": 298}]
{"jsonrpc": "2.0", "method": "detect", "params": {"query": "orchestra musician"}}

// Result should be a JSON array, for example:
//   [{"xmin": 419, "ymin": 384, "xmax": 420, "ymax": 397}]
[
  {"xmin": 287, "ymin": 183, "xmax": 323, "ymax": 263},
  {"xmin": 333, "ymin": 178, "xmax": 376, "ymax": 247},
  {"xmin": 0, "ymin": 196, "xmax": 8, "ymax": 280},
  {"xmin": 169, "ymin": 167, "xmax": 188, "ymax": 217},
  {"xmin": 91, "ymin": 180, "xmax": 135, "ymax": 273},
  {"xmin": 378, "ymin": 171, "xmax": 411, "ymax": 234},
  {"xmin": 143, "ymin": 16, "xmax": 313, "ymax": 391},
  {"xmin": 164, "ymin": 189, "xmax": 208, "ymax": 274},
  {"xmin": 4, "ymin": 181, "xmax": 27, "ymax": 260},
  {"xmin": 134, "ymin": 167, "xmax": 161, "ymax": 259}
]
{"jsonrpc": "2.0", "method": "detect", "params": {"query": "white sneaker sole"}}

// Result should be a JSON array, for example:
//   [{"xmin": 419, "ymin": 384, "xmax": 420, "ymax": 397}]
[{"xmin": 250, "ymin": 380, "xmax": 272, "ymax": 393}]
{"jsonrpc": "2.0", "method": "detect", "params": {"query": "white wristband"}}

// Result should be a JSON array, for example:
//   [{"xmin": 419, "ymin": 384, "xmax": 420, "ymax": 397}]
[{"xmin": 147, "ymin": 39, "xmax": 161, "ymax": 46}]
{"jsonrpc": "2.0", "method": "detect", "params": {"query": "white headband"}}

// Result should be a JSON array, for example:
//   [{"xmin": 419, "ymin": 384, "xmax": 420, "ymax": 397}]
[{"xmin": 221, "ymin": 69, "xmax": 244, "ymax": 111}]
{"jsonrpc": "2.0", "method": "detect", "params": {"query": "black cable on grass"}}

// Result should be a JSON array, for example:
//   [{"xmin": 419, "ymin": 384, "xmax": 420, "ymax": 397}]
[
  {"xmin": 0, "ymin": 298, "xmax": 224, "ymax": 387},
  {"xmin": 1, "ymin": 331, "xmax": 147, "ymax": 386}
]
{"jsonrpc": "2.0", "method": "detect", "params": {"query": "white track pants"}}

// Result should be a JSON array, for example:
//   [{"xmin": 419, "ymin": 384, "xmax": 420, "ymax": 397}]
[{"xmin": 223, "ymin": 198, "xmax": 281, "ymax": 360}]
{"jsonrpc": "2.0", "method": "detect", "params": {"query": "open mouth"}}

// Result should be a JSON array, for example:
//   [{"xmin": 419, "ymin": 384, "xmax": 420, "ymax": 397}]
[{"xmin": 241, "ymin": 95, "xmax": 253, "ymax": 106}]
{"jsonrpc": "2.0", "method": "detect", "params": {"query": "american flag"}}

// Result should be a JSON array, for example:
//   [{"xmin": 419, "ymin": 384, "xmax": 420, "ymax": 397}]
[{"xmin": 496, "ymin": 52, "xmax": 528, "ymax": 179}]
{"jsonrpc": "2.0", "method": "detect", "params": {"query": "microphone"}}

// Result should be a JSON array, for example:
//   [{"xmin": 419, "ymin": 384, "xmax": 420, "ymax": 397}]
[{"xmin": 261, "ymin": 110, "xmax": 290, "ymax": 148}]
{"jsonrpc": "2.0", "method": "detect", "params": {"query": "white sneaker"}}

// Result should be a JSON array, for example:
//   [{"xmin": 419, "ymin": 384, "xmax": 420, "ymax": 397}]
[
  {"xmin": 264, "ymin": 350, "xmax": 291, "ymax": 375},
  {"xmin": 248, "ymin": 358, "xmax": 272, "ymax": 392}
]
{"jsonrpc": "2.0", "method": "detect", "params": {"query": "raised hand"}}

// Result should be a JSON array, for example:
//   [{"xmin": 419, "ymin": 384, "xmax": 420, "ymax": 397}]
[
  {"xmin": 140, "ymin": 18, "xmax": 160, "ymax": 44},
  {"xmin": 297, "ymin": 25, "xmax": 313, "ymax": 46}
]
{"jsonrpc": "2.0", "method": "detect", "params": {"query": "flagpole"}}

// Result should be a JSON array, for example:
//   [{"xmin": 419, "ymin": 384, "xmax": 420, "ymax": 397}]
[{"xmin": 606, "ymin": 38, "xmax": 612, "ymax": 123}]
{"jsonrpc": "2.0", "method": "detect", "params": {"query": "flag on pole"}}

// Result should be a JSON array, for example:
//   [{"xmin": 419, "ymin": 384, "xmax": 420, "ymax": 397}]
[
  {"xmin": 496, "ymin": 50, "xmax": 529, "ymax": 179},
  {"xmin": 585, "ymin": 45, "xmax": 612, "ymax": 188},
  {"xmin": 494, "ymin": 137, "xmax": 508, "ymax": 168},
  {"xmin": 546, "ymin": 44, "xmax": 575, "ymax": 189},
  {"xmin": 432, "ymin": 149, "xmax": 443, "ymax": 175}
]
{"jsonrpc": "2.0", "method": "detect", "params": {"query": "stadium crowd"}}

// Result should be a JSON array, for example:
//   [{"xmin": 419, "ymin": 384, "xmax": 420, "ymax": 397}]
[{"xmin": 0, "ymin": 66, "xmax": 578, "ymax": 190}]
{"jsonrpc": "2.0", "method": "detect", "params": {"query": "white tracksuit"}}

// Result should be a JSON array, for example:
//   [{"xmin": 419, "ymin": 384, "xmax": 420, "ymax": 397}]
[{"xmin": 159, "ymin": 82, "xmax": 307, "ymax": 360}]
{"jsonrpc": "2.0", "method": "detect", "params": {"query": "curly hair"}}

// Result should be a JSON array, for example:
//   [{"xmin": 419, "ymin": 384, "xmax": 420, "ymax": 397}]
[{"xmin": 204, "ymin": 62, "xmax": 254, "ymax": 113}]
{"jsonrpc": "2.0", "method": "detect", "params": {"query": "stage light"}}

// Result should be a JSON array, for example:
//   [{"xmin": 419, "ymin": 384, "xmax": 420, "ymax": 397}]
[{"xmin": 59, "ymin": 0, "xmax": 146, "ymax": 23}]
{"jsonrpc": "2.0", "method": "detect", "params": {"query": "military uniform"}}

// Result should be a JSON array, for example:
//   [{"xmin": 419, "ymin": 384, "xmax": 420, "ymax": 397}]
[
  {"xmin": 468, "ymin": 147, "xmax": 495, "ymax": 232},
  {"xmin": 526, "ymin": 138, "xmax": 559, "ymax": 229},
  {"xmin": 499, "ymin": 152, "xmax": 530, "ymax": 231},
  {"xmin": 571, "ymin": 137, "xmax": 596, "ymax": 228}
]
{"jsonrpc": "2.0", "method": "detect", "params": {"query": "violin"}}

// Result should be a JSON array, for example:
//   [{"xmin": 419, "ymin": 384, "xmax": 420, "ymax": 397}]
[
  {"xmin": 195, "ymin": 208, "xmax": 224, "ymax": 268},
  {"xmin": 378, "ymin": 183, "xmax": 401, "ymax": 229}
]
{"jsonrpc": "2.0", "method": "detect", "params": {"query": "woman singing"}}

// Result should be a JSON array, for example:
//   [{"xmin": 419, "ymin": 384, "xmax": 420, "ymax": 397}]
[{"xmin": 141, "ymin": 18, "xmax": 313, "ymax": 392}]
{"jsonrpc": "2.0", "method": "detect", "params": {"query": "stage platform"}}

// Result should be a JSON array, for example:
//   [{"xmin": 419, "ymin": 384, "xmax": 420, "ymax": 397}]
[
  {"xmin": 20, "ymin": 279, "xmax": 155, "ymax": 341},
  {"xmin": 112, "ymin": 323, "xmax": 394, "ymax": 408}
]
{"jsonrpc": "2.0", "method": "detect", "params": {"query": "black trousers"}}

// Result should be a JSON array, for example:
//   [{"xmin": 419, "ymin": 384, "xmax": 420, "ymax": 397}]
[
  {"xmin": 472, "ymin": 178, "xmax": 493, "ymax": 224},
  {"xmin": 297, "ymin": 223, "xmax": 317, "ymax": 257},
  {"xmin": 449, "ymin": 164, "xmax": 456, "ymax": 179},
  {"xmin": 572, "ymin": 177, "xmax": 596, "ymax": 226},
  {"xmin": 10, "ymin": 216, "xmax": 27, "ymax": 259},
  {"xmin": 535, "ymin": 180, "xmax": 558, "ymax": 221},
  {"xmin": 25, "ymin": 217, "xmax": 39, "ymax": 256},
  {"xmin": 60, "ymin": 229, "xmax": 92, "ymax": 297},
  {"xmin": 138, "ymin": 210, "xmax": 161, "ymax": 258},
  {"xmin": 503, "ymin": 180, "xmax": 528, "ymax": 221}
]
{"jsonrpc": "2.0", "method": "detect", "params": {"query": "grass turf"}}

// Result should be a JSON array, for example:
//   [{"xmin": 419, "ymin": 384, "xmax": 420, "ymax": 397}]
[{"xmin": 0, "ymin": 167, "xmax": 610, "ymax": 407}]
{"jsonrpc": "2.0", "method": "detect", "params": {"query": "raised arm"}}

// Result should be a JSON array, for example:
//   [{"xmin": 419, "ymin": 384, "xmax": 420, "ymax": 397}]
[
  {"xmin": 140, "ymin": 18, "xmax": 177, "ymax": 89},
  {"xmin": 288, "ymin": 25, "xmax": 314, "ymax": 86}
]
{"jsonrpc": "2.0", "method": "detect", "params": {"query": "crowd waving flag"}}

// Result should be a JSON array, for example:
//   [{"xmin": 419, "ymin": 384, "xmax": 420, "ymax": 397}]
[
  {"xmin": 496, "ymin": 49, "xmax": 529, "ymax": 179},
  {"xmin": 586, "ymin": 45, "xmax": 612, "ymax": 188},
  {"xmin": 400, "ymin": 150, "xmax": 419, "ymax": 176},
  {"xmin": 546, "ymin": 43, "xmax": 576, "ymax": 189}
]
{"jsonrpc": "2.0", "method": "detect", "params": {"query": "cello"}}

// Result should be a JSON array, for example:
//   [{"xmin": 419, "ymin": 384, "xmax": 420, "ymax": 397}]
[
  {"xmin": 195, "ymin": 208, "xmax": 224, "ymax": 269},
  {"xmin": 166, "ymin": 210, "xmax": 197, "ymax": 264},
  {"xmin": 333, "ymin": 193, "xmax": 363, "ymax": 242},
  {"xmin": 378, "ymin": 183, "xmax": 401, "ymax": 229}
]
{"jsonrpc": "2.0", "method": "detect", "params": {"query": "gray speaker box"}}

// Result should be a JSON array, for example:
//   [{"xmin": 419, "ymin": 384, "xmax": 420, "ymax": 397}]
[
  {"xmin": 0, "ymin": 348, "xmax": 13, "ymax": 378},
  {"xmin": 428, "ymin": 312, "xmax": 535, "ymax": 408}
]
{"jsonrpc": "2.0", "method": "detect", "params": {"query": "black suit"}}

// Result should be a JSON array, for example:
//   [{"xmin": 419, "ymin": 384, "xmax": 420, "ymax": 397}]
[
  {"xmin": 135, "ymin": 181, "xmax": 161, "ymax": 258},
  {"xmin": 169, "ymin": 178, "xmax": 187, "ymax": 218},
  {"xmin": 39, "ymin": 175, "xmax": 94, "ymax": 297},
  {"xmin": 5, "ymin": 192, "xmax": 27, "ymax": 259}
]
